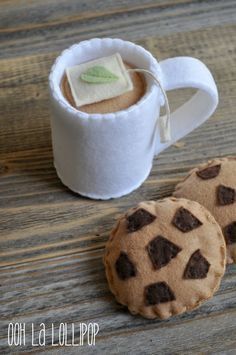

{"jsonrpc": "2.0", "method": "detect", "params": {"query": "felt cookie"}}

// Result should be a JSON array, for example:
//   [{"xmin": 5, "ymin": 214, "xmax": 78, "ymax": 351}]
[
  {"xmin": 104, "ymin": 198, "xmax": 226, "ymax": 319},
  {"xmin": 173, "ymin": 157, "xmax": 236, "ymax": 264}
]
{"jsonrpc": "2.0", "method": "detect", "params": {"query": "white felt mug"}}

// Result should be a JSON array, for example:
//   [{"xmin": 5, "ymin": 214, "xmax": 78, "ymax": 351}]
[{"xmin": 49, "ymin": 38, "xmax": 218, "ymax": 200}]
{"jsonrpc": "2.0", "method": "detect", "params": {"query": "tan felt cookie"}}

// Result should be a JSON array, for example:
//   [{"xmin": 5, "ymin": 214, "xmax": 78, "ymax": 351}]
[
  {"xmin": 173, "ymin": 157, "xmax": 236, "ymax": 264},
  {"xmin": 61, "ymin": 62, "xmax": 146, "ymax": 114},
  {"xmin": 104, "ymin": 198, "xmax": 226, "ymax": 319}
]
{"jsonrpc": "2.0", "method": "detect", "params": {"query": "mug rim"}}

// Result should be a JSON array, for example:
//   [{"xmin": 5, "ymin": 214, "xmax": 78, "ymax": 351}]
[{"xmin": 49, "ymin": 38, "xmax": 162, "ymax": 120}]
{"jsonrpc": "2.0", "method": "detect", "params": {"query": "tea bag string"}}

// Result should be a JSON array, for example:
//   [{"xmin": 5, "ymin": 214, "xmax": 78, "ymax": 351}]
[{"xmin": 127, "ymin": 68, "xmax": 171, "ymax": 143}]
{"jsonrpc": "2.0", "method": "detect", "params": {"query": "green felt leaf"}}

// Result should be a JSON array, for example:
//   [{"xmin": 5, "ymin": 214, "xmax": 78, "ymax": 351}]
[{"xmin": 80, "ymin": 65, "xmax": 119, "ymax": 84}]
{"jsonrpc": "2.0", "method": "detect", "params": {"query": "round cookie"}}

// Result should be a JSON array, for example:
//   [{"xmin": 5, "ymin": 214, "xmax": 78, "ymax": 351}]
[
  {"xmin": 104, "ymin": 198, "xmax": 226, "ymax": 319},
  {"xmin": 173, "ymin": 157, "xmax": 236, "ymax": 264},
  {"xmin": 61, "ymin": 62, "xmax": 146, "ymax": 114}
]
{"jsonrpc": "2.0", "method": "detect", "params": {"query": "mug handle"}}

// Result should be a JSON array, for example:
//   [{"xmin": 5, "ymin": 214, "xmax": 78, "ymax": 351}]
[{"xmin": 155, "ymin": 56, "xmax": 219, "ymax": 154}]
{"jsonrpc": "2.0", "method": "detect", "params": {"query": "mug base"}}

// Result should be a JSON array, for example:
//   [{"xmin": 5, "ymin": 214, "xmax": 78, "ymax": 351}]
[{"xmin": 54, "ymin": 161, "xmax": 153, "ymax": 200}]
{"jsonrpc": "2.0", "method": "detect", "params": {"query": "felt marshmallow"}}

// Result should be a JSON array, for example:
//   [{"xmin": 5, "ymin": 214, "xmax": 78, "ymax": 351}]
[{"xmin": 66, "ymin": 53, "xmax": 133, "ymax": 107}]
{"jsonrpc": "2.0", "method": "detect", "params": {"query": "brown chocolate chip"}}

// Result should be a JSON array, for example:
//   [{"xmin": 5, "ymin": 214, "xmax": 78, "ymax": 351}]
[
  {"xmin": 145, "ymin": 282, "xmax": 175, "ymax": 306},
  {"xmin": 147, "ymin": 236, "xmax": 182, "ymax": 270},
  {"xmin": 172, "ymin": 207, "xmax": 202, "ymax": 233},
  {"xmin": 196, "ymin": 164, "xmax": 221, "ymax": 179},
  {"xmin": 183, "ymin": 249, "xmax": 210, "ymax": 279},
  {"xmin": 217, "ymin": 185, "xmax": 235, "ymax": 205},
  {"xmin": 224, "ymin": 222, "xmax": 236, "ymax": 245},
  {"xmin": 127, "ymin": 208, "xmax": 156, "ymax": 233},
  {"xmin": 115, "ymin": 252, "xmax": 137, "ymax": 280}
]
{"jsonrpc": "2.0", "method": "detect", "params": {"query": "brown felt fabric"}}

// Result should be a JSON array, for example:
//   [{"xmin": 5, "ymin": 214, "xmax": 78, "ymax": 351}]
[
  {"xmin": 104, "ymin": 198, "xmax": 226, "ymax": 320},
  {"xmin": 61, "ymin": 62, "xmax": 146, "ymax": 114},
  {"xmin": 174, "ymin": 157, "xmax": 236, "ymax": 264}
]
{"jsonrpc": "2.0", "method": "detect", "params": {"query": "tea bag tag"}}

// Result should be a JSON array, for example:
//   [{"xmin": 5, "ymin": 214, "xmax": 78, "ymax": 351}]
[
  {"xmin": 66, "ymin": 53, "xmax": 133, "ymax": 107},
  {"xmin": 127, "ymin": 68, "xmax": 171, "ymax": 143}
]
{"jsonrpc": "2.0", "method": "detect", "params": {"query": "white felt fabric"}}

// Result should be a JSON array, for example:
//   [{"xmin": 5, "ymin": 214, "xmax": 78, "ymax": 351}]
[
  {"xmin": 49, "ymin": 38, "xmax": 218, "ymax": 200},
  {"xmin": 66, "ymin": 53, "xmax": 133, "ymax": 107},
  {"xmin": 156, "ymin": 57, "xmax": 219, "ymax": 154}
]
